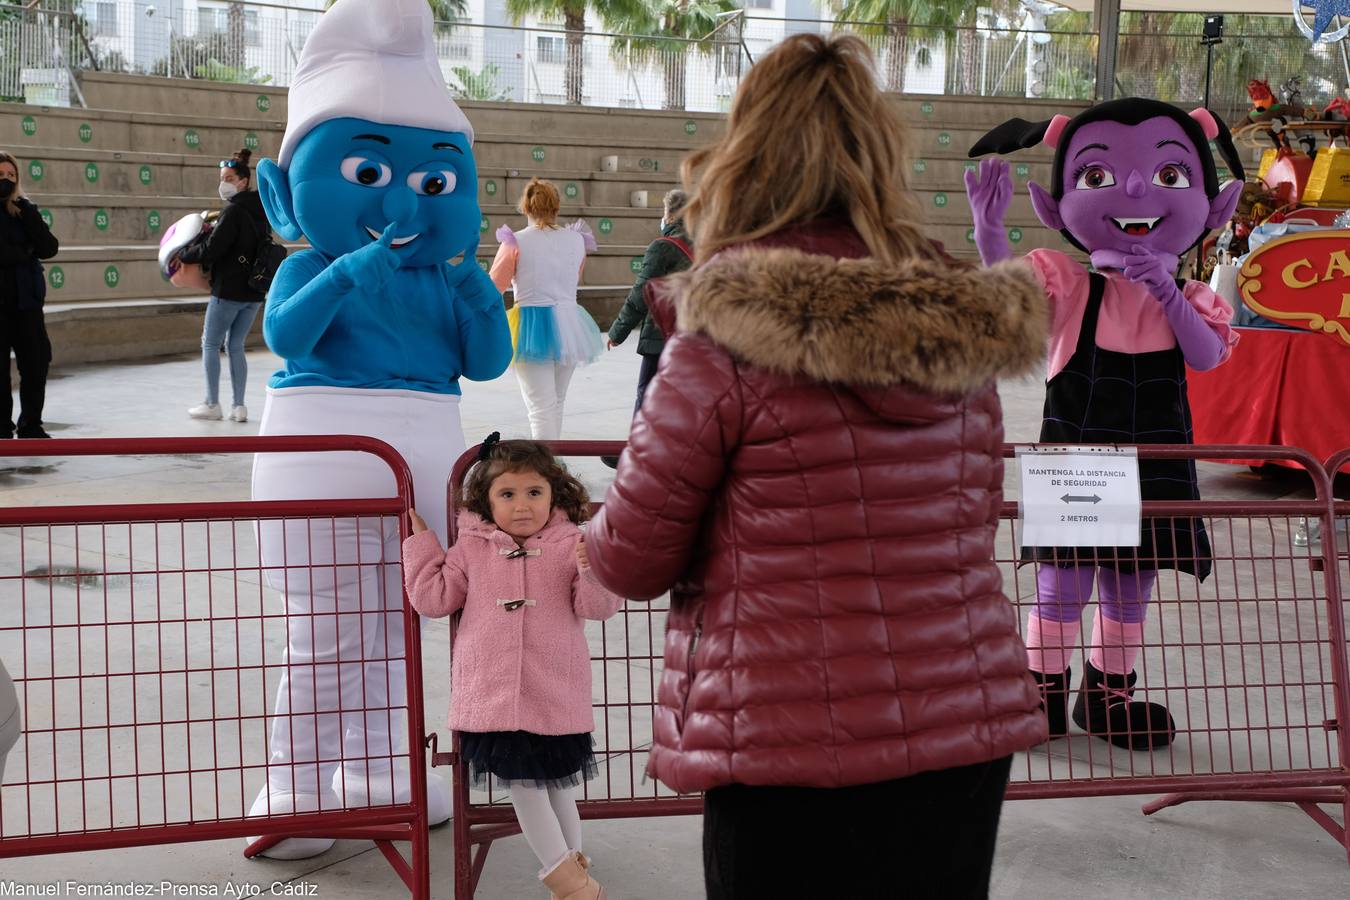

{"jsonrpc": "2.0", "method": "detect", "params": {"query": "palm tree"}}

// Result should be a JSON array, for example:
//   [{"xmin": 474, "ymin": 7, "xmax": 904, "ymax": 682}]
[
  {"xmin": 607, "ymin": 0, "xmax": 740, "ymax": 110},
  {"xmin": 832, "ymin": 0, "xmax": 973, "ymax": 93},
  {"xmin": 952, "ymin": 0, "xmax": 1022, "ymax": 95},
  {"xmin": 1115, "ymin": 12, "xmax": 1328, "ymax": 121},
  {"xmin": 506, "ymin": 0, "xmax": 648, "ymax": 104},
  {"xmin": 227, "ymin": 3, "xmax": 246, "ymax": 69}
]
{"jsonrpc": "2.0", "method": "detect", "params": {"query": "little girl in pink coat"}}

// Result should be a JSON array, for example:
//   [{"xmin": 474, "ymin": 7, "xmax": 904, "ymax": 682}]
[{"xmin": 402, "ymin": 434, "xmax": 622, "ymax": 900}]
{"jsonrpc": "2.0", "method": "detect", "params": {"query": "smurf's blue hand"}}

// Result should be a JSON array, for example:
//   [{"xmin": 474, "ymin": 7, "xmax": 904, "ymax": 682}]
[
  {"xmin": 333, "ymin": 221, "xmax": 401, "ymax": 291},
  {"xmin": 445, "ymin": 259, "xmax": 512, "ymax": 382},
  {"xmin": 264, "ymin": 224, "xmax": 401, "ymax": 360}
]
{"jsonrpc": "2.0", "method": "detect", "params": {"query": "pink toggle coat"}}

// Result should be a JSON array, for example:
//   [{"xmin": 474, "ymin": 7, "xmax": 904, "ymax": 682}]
[{"xmin": 403, "ymin": 507, "xmax": 624, "ymax": 736}]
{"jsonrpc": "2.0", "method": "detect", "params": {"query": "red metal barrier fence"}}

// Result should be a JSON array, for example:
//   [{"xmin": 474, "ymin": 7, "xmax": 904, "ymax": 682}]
[
  {"xmin": 443, "ymin": 442, "xmax": 1350, "ymax": 897},
  {"xmin": 0, "ymin": 437, "xmax": 432, "ymax": 898},
  {"xmin": 2, "ymin": 439, "xmax": 1347, "ymax": 895},
  {"xmin": 998, "ymin": 445, "xmax": 1349, "ymax": 864}
]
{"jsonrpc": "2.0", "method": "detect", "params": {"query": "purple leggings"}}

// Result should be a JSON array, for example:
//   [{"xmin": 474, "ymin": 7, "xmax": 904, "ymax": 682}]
[{"xmin": 1035, "ymin": 565, "xmax": 1157, "ymax": 624}]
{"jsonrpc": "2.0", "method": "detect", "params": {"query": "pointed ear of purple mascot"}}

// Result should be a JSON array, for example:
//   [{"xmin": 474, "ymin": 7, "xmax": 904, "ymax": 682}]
[{"xmin": 243, "ymin": 0, "xmax": 511, "ymax": 861}]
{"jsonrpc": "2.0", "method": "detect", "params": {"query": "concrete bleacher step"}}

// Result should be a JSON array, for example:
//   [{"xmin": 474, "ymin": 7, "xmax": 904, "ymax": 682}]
[
  {"xmin": 1, "ymin": 103, "xmax": 287, "ymax": 160},
  {"xmin": 476, "ymin": 168, "xmax": 677, "ymax": 209},
  {"xmin": 908, "ymin": 156, "xmax": 1054, "ymax": 188},
  {"xmin": 37, "ymin": 194, "xmax": 216, "ymax": 244},
  {"xmin": 474, "ymin": 136, "xmax": 691, "ymax": 173},
  {"xmin": 37, "ymin": 245, "xmax": 169, "ymax": 301},
  {"xmin": 480, "ymin": 205, "xmax": 659, "ymax": 241},
  {"xmin": 908, "ymin": 124, "xmax": 1058, "ymax": 160},
  {"xmin": 76, "ymin": 72, "xmax": 730, "ymax": 146},
  {"xmin": 1, "ymin": 145, "xmax": 227, "ymax": 197},
  {"xmin": 462, "ymin": 101, "xmax": 725, "ymax": 145},
  {"xmin": 599, "ymin": 154, "xmax": 680, "ymax": 175},
  {"xmin": 77, "ymin": 72, "xmax": 288, "ymax": 125},
  {"xmin": 889, "ymin": 95, "xmax": 1091, "ymax": 129}
]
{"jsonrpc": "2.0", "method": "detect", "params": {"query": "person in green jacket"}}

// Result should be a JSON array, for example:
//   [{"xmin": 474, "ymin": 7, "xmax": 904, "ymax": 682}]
[{"xmin": 603, "ymin": 190, "xmax": 693, "ymax": 468}]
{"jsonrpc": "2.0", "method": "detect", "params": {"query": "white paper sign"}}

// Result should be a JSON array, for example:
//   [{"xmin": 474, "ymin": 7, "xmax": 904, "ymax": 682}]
[{"xmin": 1017, "ymin": 446, "xmax": 1142, "ymax": 548}]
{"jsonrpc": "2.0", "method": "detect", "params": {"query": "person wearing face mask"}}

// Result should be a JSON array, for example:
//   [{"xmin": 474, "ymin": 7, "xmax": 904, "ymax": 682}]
[
  {"xmin": 178, "ymin": 148, "xmax": 270, "ymax": 423},
  {"xmin": 0, "ymin": 150, "xmax": 60, "ymax": 440}
]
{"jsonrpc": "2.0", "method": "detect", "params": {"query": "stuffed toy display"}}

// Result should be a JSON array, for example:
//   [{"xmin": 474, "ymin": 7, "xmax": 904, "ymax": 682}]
[
  {"xmin": 247, "ymin": 0, "xmax": 512, "ymax": 858},
  {"xmin": 965, "ymin": 99, "xmax": 1244, "ymax": 752}
]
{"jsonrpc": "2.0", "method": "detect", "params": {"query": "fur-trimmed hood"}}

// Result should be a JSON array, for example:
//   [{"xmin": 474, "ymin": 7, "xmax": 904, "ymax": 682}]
[{"xmin": 654, "ymin": 248, "xmax": 1047, "ymax": 398}]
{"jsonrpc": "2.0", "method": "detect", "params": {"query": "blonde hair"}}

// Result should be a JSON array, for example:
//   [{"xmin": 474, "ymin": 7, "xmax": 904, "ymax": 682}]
[
  {"xmin": 681, "ymin": 33, "xmax": 940, "ymax": 266},
  {"xmin": 518, "ymin": 177, "xmax": 561, "ymax": 228},
  {"xmin": 0, "ymin": 151, "xmax": 26, "ymax": 218}
]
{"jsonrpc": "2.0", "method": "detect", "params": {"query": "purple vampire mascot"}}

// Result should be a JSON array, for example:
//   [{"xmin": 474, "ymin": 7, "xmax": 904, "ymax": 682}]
[{"xmin": 966, "ymin": 99, "xmax": 1245, "ymax": 751}]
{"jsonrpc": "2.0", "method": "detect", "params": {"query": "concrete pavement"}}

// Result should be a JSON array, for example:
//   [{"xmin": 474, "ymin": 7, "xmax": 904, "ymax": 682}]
[{"xmin": 0, "ymin": 344, "xmax": 1346, "ymax": 899}]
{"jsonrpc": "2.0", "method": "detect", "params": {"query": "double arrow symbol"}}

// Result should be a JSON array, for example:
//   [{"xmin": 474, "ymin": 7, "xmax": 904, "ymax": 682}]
[{"xmin": 1061, "ymin": 494, "xmax": 1102, "ymax": 504}]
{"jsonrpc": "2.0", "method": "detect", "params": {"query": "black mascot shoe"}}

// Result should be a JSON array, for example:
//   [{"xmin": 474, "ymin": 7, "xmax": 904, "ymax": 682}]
[
  {"xmin": 1031, "ymin": 668, "xmax": 1071, "ymax": 738},
  {"xmin": 1071, "ymin": 659, "xmax": 1176, "ymax": 750}
]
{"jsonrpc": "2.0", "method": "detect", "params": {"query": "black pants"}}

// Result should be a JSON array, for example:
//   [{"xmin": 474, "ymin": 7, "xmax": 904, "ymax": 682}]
[
  {"xmin": 633, "ymin": 351, "xmax": 660, "ymax": 415},
  {"xmin": 0, "ymin": 305, "xmax": 52, "ymax": 435},
  {"xmin": 703, "ymin": 755, "xmax": 1013, "ymax": 900}
]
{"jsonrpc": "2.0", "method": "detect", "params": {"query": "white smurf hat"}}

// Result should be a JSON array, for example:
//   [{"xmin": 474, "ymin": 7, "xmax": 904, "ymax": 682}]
[{"xmin": 278, "ymin": 0, "xmax": 473, "ymax": 169}]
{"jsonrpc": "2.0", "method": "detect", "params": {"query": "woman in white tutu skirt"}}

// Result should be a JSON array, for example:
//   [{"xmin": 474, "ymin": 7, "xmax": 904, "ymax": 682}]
[{"xmin": 489, "ymin": 178, "xmax": 604, "ymax": 439}]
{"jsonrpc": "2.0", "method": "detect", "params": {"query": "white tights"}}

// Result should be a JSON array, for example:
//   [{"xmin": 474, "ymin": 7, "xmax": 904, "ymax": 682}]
[
  {"xmin": 515, "ymin": 361, "xmax": 576, "ymax": 440},
  {"xmin": 509, "ymin": 783, "xmax": 583, "ymax": 873}
]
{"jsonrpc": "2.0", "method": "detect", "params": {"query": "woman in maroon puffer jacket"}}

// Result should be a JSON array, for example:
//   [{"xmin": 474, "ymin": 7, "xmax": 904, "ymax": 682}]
[{"xmin": 586, "ymin": 34, "xmax": 1051, "ymax": 899}]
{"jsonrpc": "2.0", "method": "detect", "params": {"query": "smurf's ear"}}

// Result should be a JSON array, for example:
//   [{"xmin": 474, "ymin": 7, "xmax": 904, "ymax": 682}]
[{"xmin": 256, "ymin": 159, "xmax": 303, "ymax": 241}]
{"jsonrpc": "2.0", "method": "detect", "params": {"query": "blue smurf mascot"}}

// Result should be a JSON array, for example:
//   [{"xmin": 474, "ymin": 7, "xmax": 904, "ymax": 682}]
[{"xmin": 247, "ymin": 0, "xmax": 511, "ymax": 859}]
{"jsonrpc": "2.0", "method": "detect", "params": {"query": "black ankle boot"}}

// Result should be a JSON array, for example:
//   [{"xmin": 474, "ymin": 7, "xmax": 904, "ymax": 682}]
[
  {"xmin": 1071, "ymin": 660, "xmax": 1175, "ymax": 750},
  {"xmin": 1031, "ymin": 668, "xmax": 1071, "ymax": 738}
]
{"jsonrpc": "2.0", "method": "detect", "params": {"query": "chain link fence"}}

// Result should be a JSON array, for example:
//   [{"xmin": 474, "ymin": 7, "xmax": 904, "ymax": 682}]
[
  {"xmin": 2, "ymin": 1, "xmax": 1347, "ymax": 118},
  {"xmin": 0, "ymin": 5, "xmax": 95, "ymax": 104}
]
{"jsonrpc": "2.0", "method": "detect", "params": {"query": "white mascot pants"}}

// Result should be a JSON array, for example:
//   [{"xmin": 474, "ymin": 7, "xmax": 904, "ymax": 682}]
[{"xmin": 250, "ymin": 386, "xmax": 460, "ymax": 855}]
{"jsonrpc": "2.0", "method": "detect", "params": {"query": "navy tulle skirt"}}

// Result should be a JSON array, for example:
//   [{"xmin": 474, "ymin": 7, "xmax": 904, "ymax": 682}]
[{"xmin": 460, "ymin": 730, "xmax": 598, "ymax": 790}]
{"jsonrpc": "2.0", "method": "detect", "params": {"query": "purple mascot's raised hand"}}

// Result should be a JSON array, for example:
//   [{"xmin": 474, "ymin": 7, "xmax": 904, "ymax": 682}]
[{"xmin": 964, "ymin": 158, "xmax": 1014, "ymax": 265}]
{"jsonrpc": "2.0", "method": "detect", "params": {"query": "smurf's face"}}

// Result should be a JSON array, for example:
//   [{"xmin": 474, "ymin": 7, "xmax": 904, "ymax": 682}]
[
  {"xmin": 284, "ymin": 117, "xmax": 479, "ymax": 267},
  {"xmin": 1055, "ymin": 117, "xmax": 1212, "ymax": 256}
]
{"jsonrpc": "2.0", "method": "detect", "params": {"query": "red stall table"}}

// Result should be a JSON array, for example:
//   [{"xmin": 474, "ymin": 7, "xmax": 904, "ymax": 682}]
[
  {"xmin": 1190, "ymin": 326, "xmax": 1350, "ymax": 469},
  {"xmin": 1190, "ymin": 229, "xmax": 1350, "ymax": 469}
]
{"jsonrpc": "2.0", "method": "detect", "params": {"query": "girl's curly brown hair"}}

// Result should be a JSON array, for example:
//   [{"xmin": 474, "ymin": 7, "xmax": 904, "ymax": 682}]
[{"xmin": 462, "ymin": 439, "xmax": 591, "ymax": 526}]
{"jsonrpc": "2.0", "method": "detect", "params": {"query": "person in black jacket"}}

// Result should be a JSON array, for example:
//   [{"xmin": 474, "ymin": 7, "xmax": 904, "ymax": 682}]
[
  {"xmin": 179, "ymin": 148, "xmax": 269, "ymax": 423},
  {"xmin": 601, "ymin": 190, "xmax": 693, "ymax": 467},
  {"xmin": 0, "ymin": 151, "xmax": 60, "ymax": 440}
]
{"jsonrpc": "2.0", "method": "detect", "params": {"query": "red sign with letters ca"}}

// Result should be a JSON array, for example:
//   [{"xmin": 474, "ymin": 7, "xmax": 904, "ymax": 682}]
[{"xmin": 1239, "ymin": 231, "xmax": 1350, "ymax": 346}]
